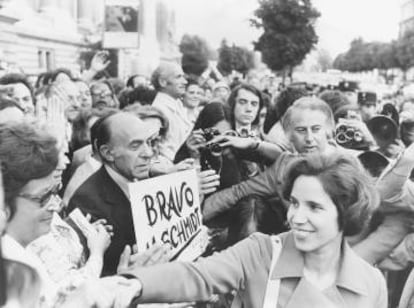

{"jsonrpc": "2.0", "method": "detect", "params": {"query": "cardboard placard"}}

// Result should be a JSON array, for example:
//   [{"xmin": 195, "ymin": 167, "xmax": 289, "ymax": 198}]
[
  {"xmin": 129, "ymin": 169, "xmax": 207, "ymax": 261},
  {"xmin": 103, "ymin": 0, "xmax": 140, "ymax": 48}
]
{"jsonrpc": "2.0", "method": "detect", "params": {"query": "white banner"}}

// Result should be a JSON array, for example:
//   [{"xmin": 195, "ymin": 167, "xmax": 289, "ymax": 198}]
[
  {"xmin": 129, "ymin": 169, "xmax": 207, "ymax": 261},
  {"xmin": 103, "ymin": 0, "xmax": 140, "ymax": 48}
]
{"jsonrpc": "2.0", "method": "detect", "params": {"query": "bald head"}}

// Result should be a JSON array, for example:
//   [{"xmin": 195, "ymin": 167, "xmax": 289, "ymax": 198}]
[
  {"xmin": 98, "ymin": 112, "xmax": 159, "ymax": 180},
  {"xmin": 151, "ymin": 62, "xmax": 187, "ymax": 99}
]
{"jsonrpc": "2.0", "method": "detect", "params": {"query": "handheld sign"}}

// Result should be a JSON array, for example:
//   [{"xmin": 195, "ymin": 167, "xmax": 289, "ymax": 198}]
[{"xmin": 129, "ymin": 169, "xmax": 207, "ymax": 261}]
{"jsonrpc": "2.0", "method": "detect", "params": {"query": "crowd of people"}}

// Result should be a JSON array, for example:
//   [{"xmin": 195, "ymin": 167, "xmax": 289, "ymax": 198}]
[{"xmin": 1, "ymin": 50, "xmax": 414, "ymax": 307}]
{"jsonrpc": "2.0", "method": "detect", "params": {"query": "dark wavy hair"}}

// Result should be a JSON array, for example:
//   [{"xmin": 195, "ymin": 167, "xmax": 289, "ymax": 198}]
[
  {"xmin": 282, "ymin": 153, "xmax": 379, "ymax": 236},
  {"xmin": 226, "ymin": 83, "xmax": 264, "ymax": 128},
  {"xmin": 0, "ymin": 121, "xmax": 59, "ymax": 219},
  {"xmin": 263, "ymin": 86, "xmax": 308, "ymax": 133}
]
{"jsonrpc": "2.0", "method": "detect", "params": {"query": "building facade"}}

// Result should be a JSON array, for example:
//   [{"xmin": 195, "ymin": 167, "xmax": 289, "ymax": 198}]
[
  {"xmin": 0, "ymin": 0, "xmax": 179, "ymax": 78},
  {"xmin": 400, "ymin": 0, "xmax": 414, "ymax": 37}
]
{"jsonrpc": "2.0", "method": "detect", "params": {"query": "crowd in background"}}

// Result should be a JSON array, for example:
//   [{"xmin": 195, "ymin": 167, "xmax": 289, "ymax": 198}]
[{"xmin": 2, "ymin": 50, "xmax": 414, "ymax": 307}]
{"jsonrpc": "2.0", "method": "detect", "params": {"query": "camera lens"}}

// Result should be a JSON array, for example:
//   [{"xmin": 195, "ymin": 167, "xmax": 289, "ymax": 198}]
[
  {"xmin": 336, "ymin": 124, "xmax": 347, "ymax": 133},
  {"xmin": 336, "ymin": 132, "xmax": 347, "ymax": 144},
  {"xmin": 345, "ymin": 128, "xmax": 355, "ymax": 139},
  {"xmin": 209, "ymin": 143, "xmax": 222, "ymax": 156}
]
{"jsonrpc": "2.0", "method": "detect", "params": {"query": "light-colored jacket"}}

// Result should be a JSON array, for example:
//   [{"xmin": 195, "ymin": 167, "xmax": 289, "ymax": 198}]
[
  {"xmin": 152, "ymin": 92, "xmax": 192, "ymax": 162},
  {"xmin": 130, "ymin": 232, "xmax": 387, "ymax": 308}
]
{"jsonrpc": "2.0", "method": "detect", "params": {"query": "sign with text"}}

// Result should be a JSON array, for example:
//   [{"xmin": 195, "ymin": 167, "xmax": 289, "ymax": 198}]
[
  {"xmin": 129, "ymin": 169, "xmax": 206, "ymax": 261},
  {"xmin": 103, "ymin": 0, "xmax": 139, "ymax": 48}
]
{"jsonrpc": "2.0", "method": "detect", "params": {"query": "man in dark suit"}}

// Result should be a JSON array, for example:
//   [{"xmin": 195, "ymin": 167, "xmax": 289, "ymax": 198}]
[{"xmin": 68, "ymin": 112, "xmax": 160, "ymax": 275}]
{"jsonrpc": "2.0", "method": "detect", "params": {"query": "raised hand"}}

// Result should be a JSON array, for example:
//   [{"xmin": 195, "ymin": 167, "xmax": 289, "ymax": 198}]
[{"xmin": 90, "ymin": 50, "xmax": 111, "ymax": 73}]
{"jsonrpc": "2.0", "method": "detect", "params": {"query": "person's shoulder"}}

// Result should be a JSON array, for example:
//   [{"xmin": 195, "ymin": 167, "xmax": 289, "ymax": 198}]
[
  {"xmin": 343, "ymin": 244, "xmax": 387, "ymax": 295},
  {"xmin": 69, "ymin": 167, "xmax": 108, "ymax": 202}
]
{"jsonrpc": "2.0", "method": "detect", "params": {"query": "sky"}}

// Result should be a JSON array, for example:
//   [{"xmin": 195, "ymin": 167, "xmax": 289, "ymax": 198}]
[{"xmin": 174, "ymin": 0, "xmax": 401, "ymax": 58}]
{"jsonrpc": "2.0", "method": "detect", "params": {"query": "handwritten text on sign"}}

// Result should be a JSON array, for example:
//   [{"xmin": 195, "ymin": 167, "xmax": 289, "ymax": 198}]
[{"xmin": 129, "ymin": 169, "xmax": 204, "ymax": 260}]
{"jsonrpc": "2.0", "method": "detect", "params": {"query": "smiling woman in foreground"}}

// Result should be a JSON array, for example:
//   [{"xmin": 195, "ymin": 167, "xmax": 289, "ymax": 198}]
[{"xmin": 123, "ymin": 153, "xmax": 387, "ymax": 308}]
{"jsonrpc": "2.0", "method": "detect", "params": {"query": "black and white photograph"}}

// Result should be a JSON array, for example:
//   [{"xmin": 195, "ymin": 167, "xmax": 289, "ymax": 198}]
[{"xmin": 0, "ymin": 0, "xmax": 412, "ymax": 307}]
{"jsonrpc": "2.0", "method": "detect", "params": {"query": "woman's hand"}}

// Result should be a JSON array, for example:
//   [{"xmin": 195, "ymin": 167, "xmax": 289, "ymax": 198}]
[
  {"xmin": 117, "ymin": 244, "xmax": 171, "ymax": 273},
  {"xmin": 87, "ymin": 220, "xmax": 112, "ymax": 257}
]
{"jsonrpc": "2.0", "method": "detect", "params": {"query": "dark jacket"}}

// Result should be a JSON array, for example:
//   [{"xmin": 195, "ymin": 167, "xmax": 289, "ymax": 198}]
[{"xmin": 67, "ymin": 166, "xmax": 136, "ymax": 276}]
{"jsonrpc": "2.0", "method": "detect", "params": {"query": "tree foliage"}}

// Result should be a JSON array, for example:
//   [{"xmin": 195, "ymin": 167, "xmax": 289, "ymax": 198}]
[
  {"xmin": 179, "ymin": 34, "xmax": 212, "ymax": 77},
  {"xmin": 251, "ymin": 0, "xmax": 320, "ymax": 73},
  {"xmin": 331, "ymin": 34, "xmax": 414, "ymax": 74},
  {"xmin": 217, "ymin": 40, "xmax": 255, "ymax": 76},
  {"xmin": 332, "ymin": 38, "xmax": 398, "ymax": 72},
  {"xmin": 315, "ymin": 48, "xmax": 333, "ymax": 72},
  {"xmin": 395, "ymin": 32, "xmax": 414, "ymax": 72}
]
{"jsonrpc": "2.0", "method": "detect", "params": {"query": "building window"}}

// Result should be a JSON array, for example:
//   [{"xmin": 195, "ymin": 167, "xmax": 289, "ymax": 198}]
[{"xmin": 38, "ymin": 49, "xmax": 55, "ymax": 71}]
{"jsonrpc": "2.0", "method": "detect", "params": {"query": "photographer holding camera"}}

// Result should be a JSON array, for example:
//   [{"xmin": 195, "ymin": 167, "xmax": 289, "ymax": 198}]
[{"xmin": 333, "ymin": 105, "xmax": 376, "ymax": 151}]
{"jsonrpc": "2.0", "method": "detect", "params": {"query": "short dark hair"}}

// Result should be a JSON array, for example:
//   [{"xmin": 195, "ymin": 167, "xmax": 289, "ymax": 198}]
[
  {"xmin": 185, "ymin": 78, "xmax": 200, "ymax": 90},
  {"xmin": 282, "ymin": 153, "xmax": 379, "ymax": 236},
  {"xmin": 193, "ymin": 102, "xmax": 231, "ymax": 130},
  {"xmin": 126, "ymin": 74, "xmax": 147, "ymax": 88},
  {"xmin": 126, "ymin": 75, "xmax": 138, "ymax": 88},
  {"xmin": 227, "ymin": 83, "xmax": 264, "ymax": 127},
  {"xmin": 275, "ymin": 87, "xmax": 308, "ymax": 120},
  {"xmin": 121, "ymin": 85, "xmax": 157, "ymax": 109},
  {"xmin": 94, "ymin": 112, "xmax": 120, "ymax": 161},
  {"xmin": 90, "ymin": 109, "xmax": 118, "ymax": 154},
  {"xmin": 0, "ymin": 120, "xmax": 59, "ymax": 218}
]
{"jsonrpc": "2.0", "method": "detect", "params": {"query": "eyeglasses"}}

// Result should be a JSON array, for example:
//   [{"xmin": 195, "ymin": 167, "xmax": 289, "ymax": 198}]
[
  {"xmin": 91, "ymin": 91, "xmax": 113, "ymax": 98},
  {"xmin": 18, "ymin": 187, "xmax": 60, "ymax": 209}
]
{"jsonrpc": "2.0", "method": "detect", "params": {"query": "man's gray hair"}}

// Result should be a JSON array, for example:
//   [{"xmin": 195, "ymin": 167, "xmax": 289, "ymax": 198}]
[
  {"xmin": 151, "ymin": 61, "xmax": 180, "ymax": 91},
  {"xmin": 281, "ymin": 96, "xmax": 335, "ymax": 134}
]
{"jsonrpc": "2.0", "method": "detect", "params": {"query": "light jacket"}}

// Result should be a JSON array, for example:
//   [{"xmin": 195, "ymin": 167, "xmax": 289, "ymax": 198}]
[{"xmin": 130, "ymin": 232, "xmax": 387, "ymax": 308}]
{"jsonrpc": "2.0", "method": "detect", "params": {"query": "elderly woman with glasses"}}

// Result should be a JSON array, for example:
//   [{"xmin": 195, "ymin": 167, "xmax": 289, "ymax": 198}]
[{"xmin": 0, "ymin": 120, "xmax": 112, "ymax": 307}]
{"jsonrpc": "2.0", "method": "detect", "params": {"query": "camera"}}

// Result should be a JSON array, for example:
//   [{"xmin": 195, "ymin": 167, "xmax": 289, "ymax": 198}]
[
  {"xmin": 202, "ymin": 127, "xmax": 222, "ymax": 156},
  {"xmin": 335, "ymin": 124, "xmax": 364, "ymax": 149}
]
